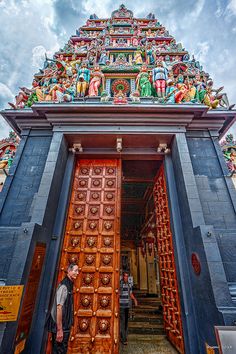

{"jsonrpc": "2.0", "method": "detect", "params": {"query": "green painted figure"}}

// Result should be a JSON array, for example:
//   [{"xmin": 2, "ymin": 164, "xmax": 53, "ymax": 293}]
[{"xmin": 136, "ymin": 65, "xmax": 152, "ymax": 97}]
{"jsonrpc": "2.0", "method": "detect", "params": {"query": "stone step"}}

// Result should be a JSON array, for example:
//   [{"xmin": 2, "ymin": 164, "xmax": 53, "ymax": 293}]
[
  {"xmin": 129, "ymin": 327, "xmax": 165, "ymax": 335},
  {"xmin": 135, "ymin": 300, "xmax": 161, "ymax": 305},
  {"xmin": 120, "ymin": 334, "xmax": 178, "ymax": 354},
  {"xmin": 132, "ymin": 307, "xmax": 162, "ymax": 314},
  {"xmin": 134, "ymin": 302, "xmax": 162, "ymax": 306},
  {"xmin": 130, "ymin": 317, "xmax": 163, "ymax": 324},
  {"xmin": 127, "ymin": 295, "xmax": 165, "ymax": 336},
  {"xmin": 129, "ymin": 321, "xmax": 163, "ymax": 328}
]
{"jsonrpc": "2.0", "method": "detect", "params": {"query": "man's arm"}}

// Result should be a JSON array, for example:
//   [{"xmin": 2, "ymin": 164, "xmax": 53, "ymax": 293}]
[
  {"xmin": 130, "ymin": 292, "xmax": 138, "ymax": 307},
  {"xmin": 56, "ymin": 304, "xmax": 63, "ymax": 342},
  {"xmin": 55, "ymin": 285, "xmax": 67, "ymax": 342}
]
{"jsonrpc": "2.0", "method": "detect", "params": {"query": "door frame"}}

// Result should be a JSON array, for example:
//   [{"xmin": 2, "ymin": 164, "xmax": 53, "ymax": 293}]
[{"xmin": 34, "ymin": 148, "xmax": 196, "ymax": 354}]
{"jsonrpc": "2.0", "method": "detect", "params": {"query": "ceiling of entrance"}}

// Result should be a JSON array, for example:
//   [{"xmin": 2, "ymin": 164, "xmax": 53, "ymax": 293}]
[
  {"xmin": 66, "ymin": 133, "xmax": 173, "ymax": 152},
  {"xmin": 121, "ymin": 160, "xmax": 161, "ymax": 241}
]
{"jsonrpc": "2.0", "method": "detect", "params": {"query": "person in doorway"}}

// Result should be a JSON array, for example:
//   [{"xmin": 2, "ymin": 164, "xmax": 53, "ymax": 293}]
[
  {"xmin": 120, "ymin": 271, "xmax": 138, "ymax": 345},
  {"xmin": 48, "ymin": 263, "xmax": 79, "ymax": 353}
]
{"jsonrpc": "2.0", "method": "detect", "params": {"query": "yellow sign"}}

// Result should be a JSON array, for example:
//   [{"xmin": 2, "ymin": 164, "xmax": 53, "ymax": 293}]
[
  {"xmin": 0, "ymin": 286, "xmax": 24, "ymax": 322},
  {"xmin": 205, "ymin": 343, "xmax": 215, "ymax": 354}
]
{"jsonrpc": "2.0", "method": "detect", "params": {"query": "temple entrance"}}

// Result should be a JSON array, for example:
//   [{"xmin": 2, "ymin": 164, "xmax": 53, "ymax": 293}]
[
  {"xmin": 50, "ymin": 158, "xmax": 184, "ymax": 353},
  {"xmin": 120, "ymin": 160, "xmax": 184, "ymax": 353}
]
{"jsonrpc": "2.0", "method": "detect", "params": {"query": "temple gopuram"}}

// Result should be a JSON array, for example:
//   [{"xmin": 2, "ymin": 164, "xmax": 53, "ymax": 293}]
[{"xmin": 0, "ymin": 5, "xmax": 236, "ymax": 354}]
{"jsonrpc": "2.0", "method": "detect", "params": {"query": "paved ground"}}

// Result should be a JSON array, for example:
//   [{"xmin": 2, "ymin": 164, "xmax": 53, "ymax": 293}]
[{"xmin": 120, "ymin": 334, "xmax": 178, "ymax": 354}]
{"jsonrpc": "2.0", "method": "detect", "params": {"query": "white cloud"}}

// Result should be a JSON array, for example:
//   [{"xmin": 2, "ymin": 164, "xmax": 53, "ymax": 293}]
[
  {"xmin": 194, "ymin": 41, "xmax": 210, "ymax": 64},
  {"xmin": 0, "ymin": 82, "xmax": 14, "ymax": 108},
  {"xmin": 0, "ymin": 82, "xmax": 14, "ymax": 139},
  {"xmin": 227, "ymin": 0, "xmax": 236, "ymax": 15},
  {"xmin": 83, "ymin": 0, "xmax": 113, "ymax": 17},
  {"xmin": 32, "ymin": 46, "xmax": 48, "ymax": 69}
]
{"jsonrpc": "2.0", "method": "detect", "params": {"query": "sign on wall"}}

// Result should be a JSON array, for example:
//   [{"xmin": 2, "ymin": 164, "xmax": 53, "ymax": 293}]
[
  {"xmin": 14, "ymin": 242, "xmax": 46, "ymax": 353},
  {"xmin": 0, "ymin": 285, "xmax": 24, "ymax": 322}
]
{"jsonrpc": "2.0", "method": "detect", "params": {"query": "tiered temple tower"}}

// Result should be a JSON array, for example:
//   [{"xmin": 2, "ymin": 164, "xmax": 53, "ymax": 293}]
[{"xmin": 0, "ymin": 5, "xmax": 236, "ymax": 354}]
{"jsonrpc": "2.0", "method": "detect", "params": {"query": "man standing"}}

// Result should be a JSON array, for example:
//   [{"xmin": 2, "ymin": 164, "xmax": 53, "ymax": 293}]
[
  {"xmin": 119, "ymin": 271, "xmax": 138, "ymax": 345},
  {"xmin": 48, "ymin": 263, "xmax": 79, "ymax": 353}
]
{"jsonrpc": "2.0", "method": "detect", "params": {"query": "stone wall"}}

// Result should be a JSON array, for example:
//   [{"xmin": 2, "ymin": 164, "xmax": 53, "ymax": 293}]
[
  {"xmin": 187, "ymin": 133, "xmax": 236, "ymax": 286},
  {"xmin": 0, "ymin": 130, "xmax": 71, "ymax": 353},
  {"xmin": 0, "ymin": 131, "xmax": 52, "ymax": 226},
  {"xmin": 169, "ymin": 132, "xmax": 236, "ymax": 354}
]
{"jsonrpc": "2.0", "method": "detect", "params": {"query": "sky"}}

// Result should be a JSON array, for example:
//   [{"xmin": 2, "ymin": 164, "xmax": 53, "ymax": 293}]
[{"xmin": 0, "ymin": 0, "xmax": 236, "ymax": 139}]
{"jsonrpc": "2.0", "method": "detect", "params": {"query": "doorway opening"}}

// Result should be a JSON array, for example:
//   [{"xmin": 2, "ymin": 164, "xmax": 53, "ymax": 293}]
[{"xmin": 120, "ymin": 160, "xmax": 182, "ymax": 353}]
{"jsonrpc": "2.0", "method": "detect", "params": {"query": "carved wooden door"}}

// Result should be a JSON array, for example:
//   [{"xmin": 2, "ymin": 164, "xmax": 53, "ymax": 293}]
[
  {"xmin": 153, "ymin": 165, "xmax": 185, "ymax": 353},
  {"xmin": 57, "ymin": 159, "xmax": 121, "ymax": 354}
]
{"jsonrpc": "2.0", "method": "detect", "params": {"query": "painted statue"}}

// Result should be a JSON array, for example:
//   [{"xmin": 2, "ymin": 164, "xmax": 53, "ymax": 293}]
[
  {"xmin": 76, "ymin": 62, "xmax": 90, "ymax": 97},
  {"xmin": 152, "ymin": 61, "xmax": 168, "ymax": 98},
  {"xmin": 165, "ymin": 79, "xmax": 176, "ymax": 103},
  {"xmin": 8, "ymin": 82, "xmax": 40, "ymax": 109},
  {"xmin": 174, "ymin": 75, "xmax": 188, "ymax": 103},
  {"xmin": 113, "ymin": 90, "xmax": 128, "ymax": 105},
  {"xmin": 183, "ymin": 78, "xmax": 197, "ymax": 103},
  {"xmin": 130, "ymin": 90, "xmax": 141, "ymax": 103},
  {"xmin": 8, "ymin": 87, "xmax": 30, "ymax": 109},
  {"xmin": 134, "ymin": 48, "xmax": 143, "ymax": 64},
  {"xmin": 136, "ymin": 65, "xmax": 152, "ymax": 97},
  {"xmin": 205, "ymin": 80, "xmax": 235, "ymax": 110},
  {"xmin": 203, "ymin": 81, "xmax": 219, "ymax": 109},
  {"xmin": 100, "ymin": 90, "xmax": 110, "ymax": 103},
  {"xmin": 146, "ymin": 43, "xmax": 155, "ymax": 65},
  {"xmin": 88, "ymin": 65, "xmax": 105, "ymax": 97},
  {"xmin": 99, "ymin": 50, "xmax": 109, "ymax": 65}
]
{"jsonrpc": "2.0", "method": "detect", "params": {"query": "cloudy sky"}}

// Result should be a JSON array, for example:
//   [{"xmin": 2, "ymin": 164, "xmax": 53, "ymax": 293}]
[{"xmin": 0, "ymin": 0, "xmax": 236, "ymax": 139}]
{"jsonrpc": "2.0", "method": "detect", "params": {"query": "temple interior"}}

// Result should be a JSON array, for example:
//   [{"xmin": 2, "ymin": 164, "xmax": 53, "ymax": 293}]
[{"xmin": 121, "ymin": 160, "xmax": 161, "ymax": 295}]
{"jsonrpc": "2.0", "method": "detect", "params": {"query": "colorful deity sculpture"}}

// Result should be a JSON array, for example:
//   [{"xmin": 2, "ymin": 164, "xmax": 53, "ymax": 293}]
[
  {"xmin": 152, "ymin": 61, "xmax": 168, "ymax": 98},
  {"xmin": 99, "ymin": 50, "xmax": 109, "ymax": 65},
  {"xmin": 8, "ymin": 87, "xmax": 30, "ymax": 109},
  {"xmin": 130, "ymin": 90, "xmax": 141, "ymax": 103},
  {"xmin": 174, "ymin": 74, "xmax": 188, "ymax": 103},
  {"xmin": 76, "ymin": 62, "xmax": 90, "ymax": 97},
  {"xmin": 221, "ymin": 135, "xmax": 236, "ymax": 172},
  {"xmin": 205, "ymin": 80, "xmax": 234, "ymax": 110},
  {"xmin": 100, "ymin": 90, "xmax": 110, "ymax": 103},
  {"xmin": 88, "ymin": 65, "xmax": 105, "ymax": 96},
  {"xmin": 0, "ymin": 132, "xmax": 18, "ymax": 173},
  {"xmin": 134, "ymin": 48, "xmax": 143, "ymax": 64},
  {"xmin": 165, "ymin": 79, "xmax": 177, "ymax": 103},
  {"xmin": 113, "ymin": 90, "xmax": 128, "ymax": 105},
  {"xmin": 146, "ymin": 43, "xmax": 155, "ymax": 65},
  {"xmin": 202, "ymin": 80, "xmax": 219, "ymax": 109},
  {"xmin": 136, "ymin": 65, "xmax": 152, "ymax": 97}
]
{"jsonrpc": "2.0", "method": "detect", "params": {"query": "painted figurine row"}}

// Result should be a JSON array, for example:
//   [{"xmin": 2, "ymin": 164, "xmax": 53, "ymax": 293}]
[
  {"xmin": 9, "ymin": 60, "xmax": 233, "ymax": 110},
  {"xmin": 58, "ymin": 37, "xmax": 184, "ymax": 58}
]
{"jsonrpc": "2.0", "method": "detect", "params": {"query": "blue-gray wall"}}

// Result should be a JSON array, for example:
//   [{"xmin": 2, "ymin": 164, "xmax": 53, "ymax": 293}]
[
  {"xmin": 0, "ymin": 131, "xmax": 52, "ymax": 226},
  {"xmin": 169, "ymin": 132, "xmax": 236, "ymax": 354},
  {"xmin": 0, "ymin": 129, "xmax": 72, "ymax": 354}
]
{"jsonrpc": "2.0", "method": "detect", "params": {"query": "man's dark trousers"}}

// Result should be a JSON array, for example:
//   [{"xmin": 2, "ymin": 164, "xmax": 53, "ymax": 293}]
[
  {"xmin": 120, "ymin": 308, "xmax": 129, "ymax": 342},
  {"xmin": 52, "ymin": 331, "xmax": 70, "ymax": 354}
]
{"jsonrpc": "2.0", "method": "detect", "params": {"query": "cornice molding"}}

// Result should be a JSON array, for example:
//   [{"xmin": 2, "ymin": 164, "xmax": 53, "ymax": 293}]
[{"xmin": 1, "ymin": 104, "xmax": 235, "ymax": 137}]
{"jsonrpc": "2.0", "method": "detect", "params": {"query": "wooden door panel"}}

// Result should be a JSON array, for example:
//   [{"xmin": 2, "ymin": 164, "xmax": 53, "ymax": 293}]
[
  {"xmin": 153, "ymin": 165, "xmax": 185, "ymax": 354},
  {"xmin": 57, "ymin": 159, "xmax": 121, "ymax": 354}
]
